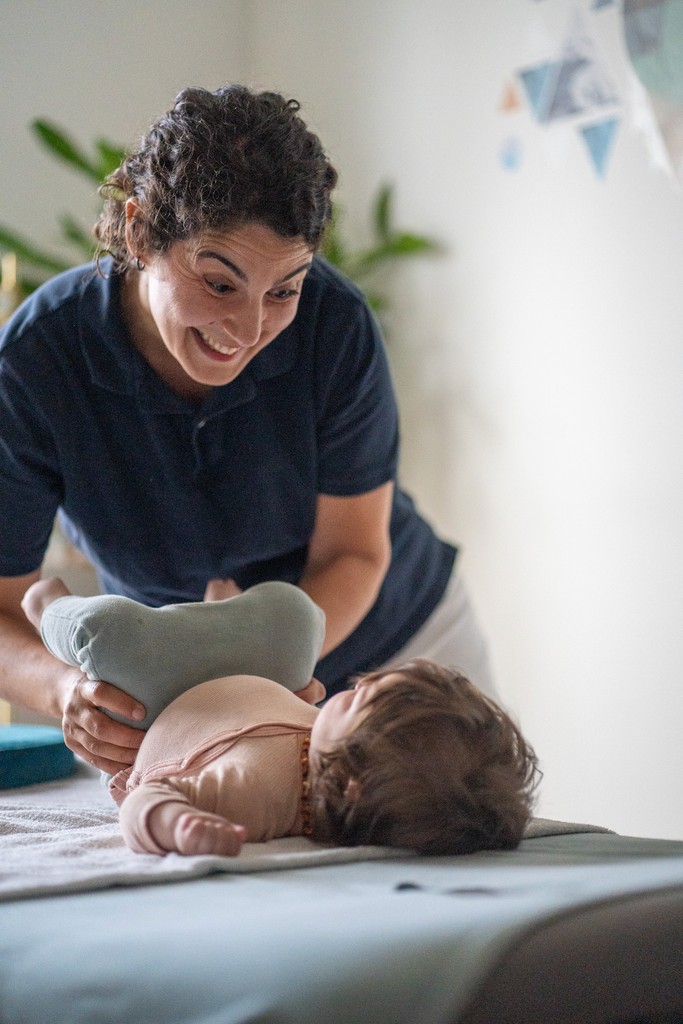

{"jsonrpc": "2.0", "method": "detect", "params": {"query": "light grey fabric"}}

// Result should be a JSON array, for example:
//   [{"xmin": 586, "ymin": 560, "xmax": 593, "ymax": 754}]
[{"xmin": 40, "ymin": 582, "xmax": 325, "ymax": 729}]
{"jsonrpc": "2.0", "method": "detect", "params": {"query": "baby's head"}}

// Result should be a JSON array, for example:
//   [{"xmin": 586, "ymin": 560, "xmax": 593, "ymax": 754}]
[{"xmin": 309, "ymin": 659, "xmax": 540, "ymax": 855}]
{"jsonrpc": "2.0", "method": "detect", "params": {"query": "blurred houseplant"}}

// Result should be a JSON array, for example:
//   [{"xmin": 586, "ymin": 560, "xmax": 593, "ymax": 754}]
[
  {"xmin": 0, "ymin": 119, "xmax": 439, "ymax": 320},
  {"xmin": 0, "ymin": 120, "xmax": 126, "ymax": 298}
]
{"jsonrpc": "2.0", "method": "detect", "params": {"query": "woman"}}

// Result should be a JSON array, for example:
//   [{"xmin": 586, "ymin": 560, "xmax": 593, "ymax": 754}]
[{"xmin": 0, "ymin": 85, "xmax": 493, "ymax": 776}]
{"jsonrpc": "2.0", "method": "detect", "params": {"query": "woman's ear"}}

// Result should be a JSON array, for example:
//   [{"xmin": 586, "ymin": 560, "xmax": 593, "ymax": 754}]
[{"xmin": 124, "ymin": 198, "xmax": 146, "ymax": 261}]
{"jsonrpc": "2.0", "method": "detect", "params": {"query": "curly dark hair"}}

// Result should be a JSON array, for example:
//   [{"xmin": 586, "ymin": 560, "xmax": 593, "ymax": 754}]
[
  {"xmin": 94, "ymin": 84, "xmax": 338, "ymax": 271},
  {"xmin": 310, "ymin": 659, "xmax": 541, "ymax": 856}
]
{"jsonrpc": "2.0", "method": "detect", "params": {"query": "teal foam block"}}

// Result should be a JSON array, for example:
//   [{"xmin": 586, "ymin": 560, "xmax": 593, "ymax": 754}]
[{"xmin": 0, "ymin": 725, "xmax": 76, "ymax": 789}]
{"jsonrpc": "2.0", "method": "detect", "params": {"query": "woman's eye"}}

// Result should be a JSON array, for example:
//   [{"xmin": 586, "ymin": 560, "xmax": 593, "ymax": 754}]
[
  {"xmin": 206, "ymin": 280, "xmax": 233, "ymax": 295},
  {"xmin": 269, "ymin": 288, "xmax": 299, "ymax": 301}
]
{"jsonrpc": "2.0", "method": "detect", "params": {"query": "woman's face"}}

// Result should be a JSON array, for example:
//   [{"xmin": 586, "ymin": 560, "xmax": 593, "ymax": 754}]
[{"xmin": 130, "ymin": 220, "xmax": 314, "ymax": 392}]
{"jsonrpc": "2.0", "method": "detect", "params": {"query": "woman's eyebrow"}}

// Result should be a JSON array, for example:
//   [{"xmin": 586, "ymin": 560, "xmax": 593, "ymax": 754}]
[
  {"xmin": 276, "ymin": 262, "xmax": 313, "ymax": 284},
  {"xmin": 198, "ymin": 251, "xmax": 312, "ymax": 285},
  {"xmin": 199, "ymin": 251, "xmax": 247, "ymax": 280}
]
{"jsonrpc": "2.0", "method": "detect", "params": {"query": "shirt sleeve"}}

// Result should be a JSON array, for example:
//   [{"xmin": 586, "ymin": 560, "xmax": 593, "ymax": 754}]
[
  {"xmin": 0, "ymin": 351, "xmax": 62, "ymax": 575},
  {"xmin": 313, "ymin": 293, "xmax": 400, "ymax": 497}
]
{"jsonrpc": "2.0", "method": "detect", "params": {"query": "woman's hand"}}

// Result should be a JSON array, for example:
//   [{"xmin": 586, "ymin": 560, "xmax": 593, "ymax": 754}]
[
  {"xmin": 0, "ymin": 569, "xmax": 145, "ymax": 774},
  {"xmin": 59, "ymin": 668, "xmax": 146, "ymax": 775},
  {"xmin": 294, "ymin": 677, "xmax": 326, "ymax": 705},
  {"xmin": 204, "ymin": 578, "xmax": 243, "ymax": 602}
]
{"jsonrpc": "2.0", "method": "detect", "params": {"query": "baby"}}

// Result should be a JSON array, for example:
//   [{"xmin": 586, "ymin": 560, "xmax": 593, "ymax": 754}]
[{"xmin": 23, "ymin": 578, "xmax": 539, "ymax": 858}]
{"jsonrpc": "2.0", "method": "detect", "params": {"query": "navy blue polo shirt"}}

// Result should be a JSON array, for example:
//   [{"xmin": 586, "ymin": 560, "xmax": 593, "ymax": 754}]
[{"xmin": 0, "ymin": 258, "xmax": 455, "ymax": 694}]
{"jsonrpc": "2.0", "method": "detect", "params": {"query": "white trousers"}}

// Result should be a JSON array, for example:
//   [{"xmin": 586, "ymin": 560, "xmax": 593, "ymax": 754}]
[{"xmin": 376, "ymin": 572, "xmax": 497, "ymax": 699}]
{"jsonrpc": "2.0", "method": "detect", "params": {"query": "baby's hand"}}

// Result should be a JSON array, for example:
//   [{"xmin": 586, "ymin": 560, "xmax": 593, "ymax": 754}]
[
  {"xmin": 203, "ymin": 578, "xmax": 243, "ymax": 602},
  {"xmin": 295, "ymin": 677, "xmax": 326, "ymax": 705},
  {"xmin": 172, "ymin": 810, "xmax": 247, "ymax": 857}
]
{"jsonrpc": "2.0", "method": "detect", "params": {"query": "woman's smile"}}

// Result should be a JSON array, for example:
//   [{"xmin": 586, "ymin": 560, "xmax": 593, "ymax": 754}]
[
  {"xmin": 126, "ymin": 222, "xmax": 313, "ymax": 398},
  {"xmin": 193, "ymin": 328, "xmax": 242, "ymax": 359}
]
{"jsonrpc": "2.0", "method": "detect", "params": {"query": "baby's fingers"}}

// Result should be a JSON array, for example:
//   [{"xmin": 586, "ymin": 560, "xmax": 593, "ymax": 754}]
[{"xmin": 174, "ymin": 813, "xmax": 246, "ymax": 857}]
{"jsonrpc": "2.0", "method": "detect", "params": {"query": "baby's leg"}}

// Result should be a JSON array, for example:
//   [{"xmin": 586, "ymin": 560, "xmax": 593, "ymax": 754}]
[
  {"xmin": 21, "ymin": 577, "xmax": 71, "ymax": 630},
  {"xmin": 39, "ymin": 581, "xmax": 326, "ymax": 730}
]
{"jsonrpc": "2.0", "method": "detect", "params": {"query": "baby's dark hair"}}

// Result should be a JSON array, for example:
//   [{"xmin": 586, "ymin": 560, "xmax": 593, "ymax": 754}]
[
  {"xmin": 95, "ymin": 84, "xmax": 338, "ymax": 271},
  {"xmin": 310, "ymin": 659, "xmax": 540, "ymax": 856}
]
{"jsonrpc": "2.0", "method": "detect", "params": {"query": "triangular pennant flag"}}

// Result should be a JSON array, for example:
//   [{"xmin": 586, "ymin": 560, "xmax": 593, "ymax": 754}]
[
  {"xmin": 519, "ymin": 63, "xmax": 557, "ymax": 121},
  {"xmin": 580, "ymin": 118, "xmax": 619, "ymax": 177}
]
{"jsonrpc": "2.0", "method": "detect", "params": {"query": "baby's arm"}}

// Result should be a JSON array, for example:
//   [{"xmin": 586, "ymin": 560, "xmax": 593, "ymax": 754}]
[
  {"xmin": 150, "ymin": 802, "xmax": 247, "ymax": 856},
  {"xmin": 120, "ymin": 779, "xmax": 247, "ymax": 856}
]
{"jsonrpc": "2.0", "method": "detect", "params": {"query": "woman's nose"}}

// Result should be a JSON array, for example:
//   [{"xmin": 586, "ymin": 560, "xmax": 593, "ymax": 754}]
[{"xmin": 224, "ymin": 298, "xmax": 264, "ymax": 347}]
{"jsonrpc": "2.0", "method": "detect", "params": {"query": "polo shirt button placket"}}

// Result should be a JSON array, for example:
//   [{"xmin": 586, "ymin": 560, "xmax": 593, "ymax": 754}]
[{"xmin": 191, "ymin": 417, "xmax": 208, "ymax": 474}]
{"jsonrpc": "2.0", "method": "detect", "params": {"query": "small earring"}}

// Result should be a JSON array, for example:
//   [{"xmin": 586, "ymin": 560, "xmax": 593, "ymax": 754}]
[{"xmin": 135, "ymin": 256, "xmax": 145, "ymax": 271}]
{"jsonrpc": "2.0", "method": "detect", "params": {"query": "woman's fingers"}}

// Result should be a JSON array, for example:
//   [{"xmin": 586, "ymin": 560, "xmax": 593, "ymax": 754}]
[
  {"xmin": 203, "ymin": 578, "xmax": 243, "ymax": 602},
  {"xmin": 82, "ymin": 678, "xmax": 146, "ymax": 724},
  {"xmin": 295, "ymin": 677, "xmax": 326, "ymax": 705},
  {"xmin": 61, "ymin": 674, "xmax": 145, "ymax": 773}
]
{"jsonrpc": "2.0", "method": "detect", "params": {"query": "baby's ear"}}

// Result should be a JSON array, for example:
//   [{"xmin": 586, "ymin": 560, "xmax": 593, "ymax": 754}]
[{"xmin": 343, "ymin": 778, "xmax": 361, "ymax": 802}]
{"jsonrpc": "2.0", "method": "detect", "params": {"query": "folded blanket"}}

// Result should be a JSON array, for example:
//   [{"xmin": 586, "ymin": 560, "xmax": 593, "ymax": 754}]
[{"xmin": 0, "ymin": 799, "xmax": 612, "ymax": 903}]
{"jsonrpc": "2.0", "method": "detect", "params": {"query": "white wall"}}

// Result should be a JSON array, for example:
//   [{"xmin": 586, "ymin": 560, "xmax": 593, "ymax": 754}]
[
  {"xmin": 2, "ymin": 0, "xmax": 682, "ymax": 838},
  {"xmin": 248, "ymin": 0, "xmax": 683, "ymax": 839}
]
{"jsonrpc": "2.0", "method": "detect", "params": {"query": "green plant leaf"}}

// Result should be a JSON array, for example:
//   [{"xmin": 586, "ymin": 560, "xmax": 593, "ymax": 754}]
[
  {"xmin": 347, "ymin": 234, "xmax": 439, "ymax": 280},
  {"xmin": 14, "ymin": 274, "xmax": 45, "ymax": 297},
  {"xmin": 58, "ymin": 214, "xmax": 95, "ymax": 257},
  {"xmin": 320, "ymin": 213, "xmax": 349, "ymax": 270},
  {"xmin": 94, "ymin": 139, "xmax": 127, "ymax": 178},
  {"xmin": 363, "ymin": 290, "xmax": 389, "ymax": 314},
  {"xmin": 388, "ymin": 232, "xmax": 440, "ymax": 256},
  {"xmin": 373, "ymin": 183, "xmax": 393, "ymax": 242},
  {"xmin": 31, "ymin": 119, "xmax": 102, "ymax": 182},
  {"xmin": 0, "ymin": 226, "xmax": 72, "ymax": 275}
]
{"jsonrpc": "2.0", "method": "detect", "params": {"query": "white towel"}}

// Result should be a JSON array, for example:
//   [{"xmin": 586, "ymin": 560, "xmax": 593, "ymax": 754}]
[
  {"xmin": 0, "ymin": 801, "xmax": 410, "ymax": 901},
  {"xmin": 0, "ymin": 766, "xmax": 611, "ymax": 902}
]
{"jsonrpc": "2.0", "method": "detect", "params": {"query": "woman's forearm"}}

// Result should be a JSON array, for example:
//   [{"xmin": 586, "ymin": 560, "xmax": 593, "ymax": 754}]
[
  {"xmin": 298, "ymin": 549, "xmax": 389, "ymax": 657},
  {"xmin": 299, "ymin": 484, "xmax": 393, "ymax": 658},
  {"xmin": 0, "ymin": 608, "xmax": 70, "ymax": 719}
]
